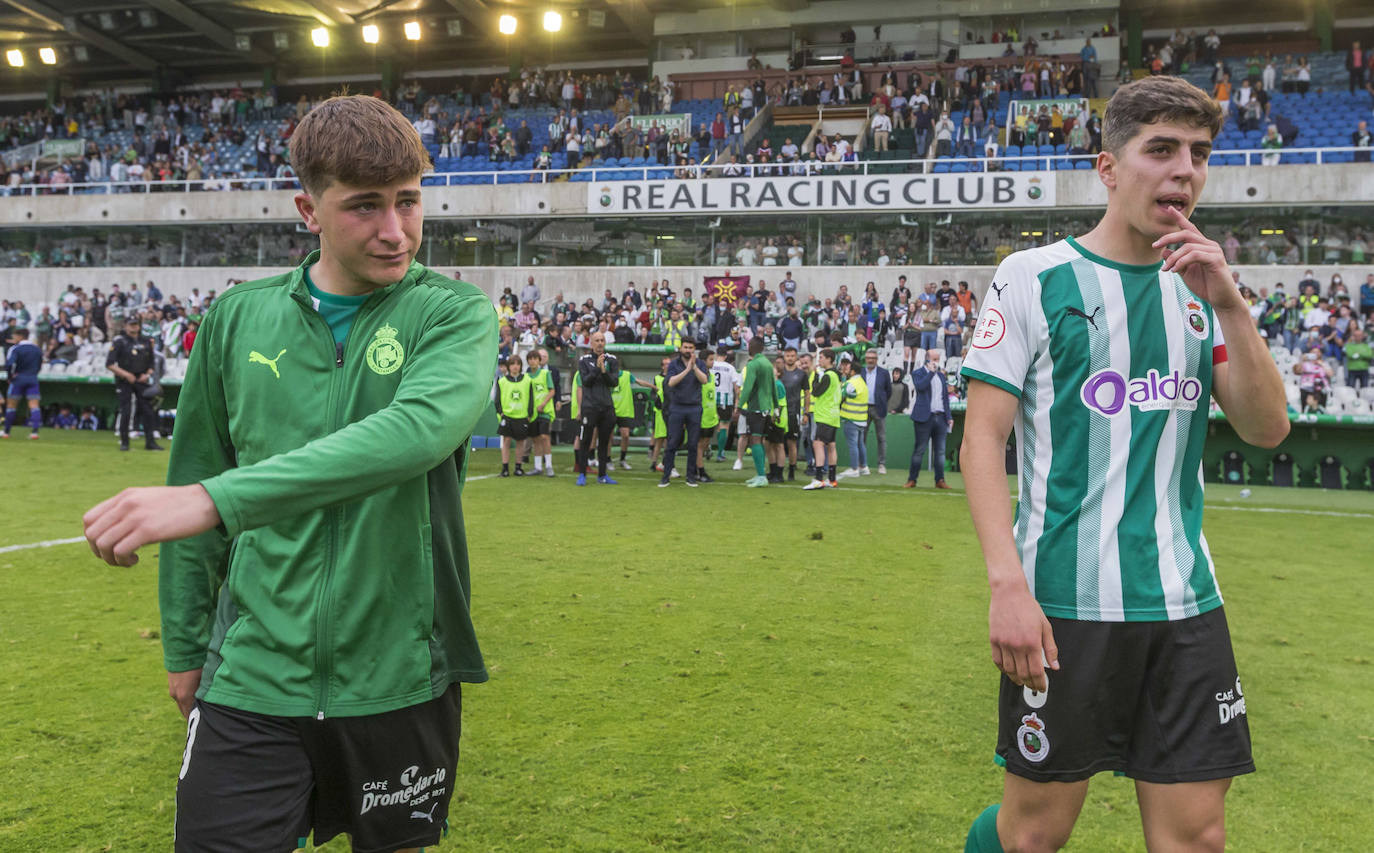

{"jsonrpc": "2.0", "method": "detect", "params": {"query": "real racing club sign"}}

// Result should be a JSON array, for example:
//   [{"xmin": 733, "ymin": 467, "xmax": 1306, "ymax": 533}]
[{"xmin": 588, "ymin": 173, "xmax": 1055, "ymax": 215}]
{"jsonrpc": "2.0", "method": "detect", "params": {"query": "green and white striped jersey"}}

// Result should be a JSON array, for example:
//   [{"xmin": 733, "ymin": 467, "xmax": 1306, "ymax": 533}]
[{"xmin": 962, "ymin": 237, "xmax": 1229, "ymax": 622}]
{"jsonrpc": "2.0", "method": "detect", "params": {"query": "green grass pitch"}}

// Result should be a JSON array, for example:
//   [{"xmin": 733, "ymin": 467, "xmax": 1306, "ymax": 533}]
[{"xmin": 1, "ymin": 431, "xmax": 1371, "ymax": 851}]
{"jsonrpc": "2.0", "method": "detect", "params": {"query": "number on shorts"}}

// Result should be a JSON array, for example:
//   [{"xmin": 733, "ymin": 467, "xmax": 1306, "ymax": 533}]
[{"xmin": 178, "ymin": 706, "xmax": 202, "ymax": 781}]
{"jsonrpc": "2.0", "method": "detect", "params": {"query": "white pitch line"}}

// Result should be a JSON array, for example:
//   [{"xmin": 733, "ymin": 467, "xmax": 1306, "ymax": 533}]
[
  {"xmin": 4, "ymin": 486, "xmax": 1366, "ymax": 556},
  {"xmin": 0, "ymin": 536, "xmax": 86, "ymax": 555},
  {"xmin": 1204, "ymin": 505, "xmax": 1374, "ymax": 519}
]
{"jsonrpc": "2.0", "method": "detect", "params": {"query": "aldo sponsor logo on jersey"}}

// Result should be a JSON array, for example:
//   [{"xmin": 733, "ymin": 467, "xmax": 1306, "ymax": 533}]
[
  {"xmin": 1080, "ymin": 367, "xmax": 1203, "ymax": 417},
  {"xmin": 1216, "ymin": 677, "xmax": 1247, "ymax": 725}
]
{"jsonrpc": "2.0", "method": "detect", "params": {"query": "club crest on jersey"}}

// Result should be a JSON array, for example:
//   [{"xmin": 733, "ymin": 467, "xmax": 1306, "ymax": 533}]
[
  {"xmin": 1183, "ymin": 299, "xmax": 1209, "ymax": 340},
  {"xmin": 366, "ymin": 323, "xmax": 405, "ymax": 375},
  {"xmin": 1017, "ymin": 713, "xmax": 1050, "ymax": 763}
]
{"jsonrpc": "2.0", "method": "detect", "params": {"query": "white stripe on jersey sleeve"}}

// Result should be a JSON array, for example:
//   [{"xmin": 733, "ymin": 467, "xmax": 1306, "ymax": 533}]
[
  {"xmin": 962, "ymin": 252, "xmax": 1040, "ymax": 396},
  {"xmin": 1014, "ymin": 263, "xmax": 1055, "ymax": 601}
]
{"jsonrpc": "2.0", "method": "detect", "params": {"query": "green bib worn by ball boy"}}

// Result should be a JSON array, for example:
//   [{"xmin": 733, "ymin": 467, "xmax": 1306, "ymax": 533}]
[
  {"xmin": 499, "ymin": 374, "xmax": 533, "ymax": 421},
  {"xmin": 812, "ymin": 368, "xmax": 842, "ymax": 428}
]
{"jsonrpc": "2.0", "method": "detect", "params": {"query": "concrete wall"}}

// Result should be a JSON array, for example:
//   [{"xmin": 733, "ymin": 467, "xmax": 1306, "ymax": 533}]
[
  {"xmin": 5, "ymin": 264, "xmax": 1366, "ymax": 316},
  {"xmin": 654, "ymin": 54, "xmax": 791, "ymax": 80},
  {"xmin": 652, "ymin": 0, "xmax": 1116, "ymax": 37},
  {"xmin": 7, "ymin": 163, "xmax": 1373, "ymax": 229}
]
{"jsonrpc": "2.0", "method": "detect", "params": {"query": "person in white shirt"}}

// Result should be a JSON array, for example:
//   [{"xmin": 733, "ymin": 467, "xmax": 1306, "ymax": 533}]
[
  {"xmin": 761, "ymin": 239, "xmax": 780, "ymax": 266},
  {"xmin": 787, "ymin": 240, "xmax": 805, "ymax": 266},
  {"xmin": 935, "ymin": 112, "xmax": 955, "ymax": 156},
  {"xmin": 871, "ymin": 106, "xmax": 893, "ymax": 152},
  {"xmin": 1303, "ymin": 303, "xmax": 1331, "ymax": 329},
  {"xmin": 939, "ymin": 302, "xmax": 966, "ymax": 326},
  {"xmin": 1233, "ymin": 80, "xmax": 1253, "ymax": 109},
  {"xmin": 876, "ymin": 249, "xmax": 890, "ymax": 266},
  {"xmin": 413, "ymin": 116, "xmax": 436, "ymax": 146},
  {"xmin": 736, "ymin": 242, "xmax": 758, "ymax": 266}
]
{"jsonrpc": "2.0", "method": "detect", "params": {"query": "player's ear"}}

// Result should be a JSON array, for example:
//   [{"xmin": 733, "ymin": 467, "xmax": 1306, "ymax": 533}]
[
  {"xmin": 1096, "ymin": 150, "xmax": 1116, "ymax": 189},
  {"xmin": 294, "ymin": 192, "xmax": 322, "ymax": 235}
]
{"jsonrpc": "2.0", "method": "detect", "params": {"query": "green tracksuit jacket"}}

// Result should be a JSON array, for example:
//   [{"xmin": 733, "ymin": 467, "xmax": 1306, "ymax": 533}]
[{"xmin": 160, "ymin": 251, "xmax": 498, "ymax": 718}]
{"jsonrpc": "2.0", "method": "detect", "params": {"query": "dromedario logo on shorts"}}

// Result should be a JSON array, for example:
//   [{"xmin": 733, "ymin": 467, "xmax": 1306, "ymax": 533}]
[{"xmin": 1079, "ymin": 367, "xmax": 1203, "ymax": 416}]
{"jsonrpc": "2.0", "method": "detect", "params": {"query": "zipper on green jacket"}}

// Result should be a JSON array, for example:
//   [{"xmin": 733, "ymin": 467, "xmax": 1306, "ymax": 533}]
[
  {"xmin": 295, "ymin": 289, "xmax": 369, "ymax": 719},
  {"xmin": 291, "ymin": 276, "xmax": 398, "ymax": 718}
]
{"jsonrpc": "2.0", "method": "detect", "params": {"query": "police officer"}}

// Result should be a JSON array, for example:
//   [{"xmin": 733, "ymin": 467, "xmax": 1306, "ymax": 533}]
[{"xmin": 107, "ymin": 315, "xmax": 162, "ymax": 451}]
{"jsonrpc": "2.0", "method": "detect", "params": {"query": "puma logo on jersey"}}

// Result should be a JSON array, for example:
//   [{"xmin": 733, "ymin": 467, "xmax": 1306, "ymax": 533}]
[
  {"xmin": 1065, "ymin": 306, "xmax": 1102, "ymax": 330},
  {"xmin": 248, "ymin": 348, "xmax": 287, "ymax": 379},
  {"xmin": 990, "ymin": 282, "xmax": 1009, "ymax": 301}
]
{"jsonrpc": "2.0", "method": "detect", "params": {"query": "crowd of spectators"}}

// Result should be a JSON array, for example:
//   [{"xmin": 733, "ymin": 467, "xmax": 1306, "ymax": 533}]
[
  {"xmin": 489, "ymin": 272, "xmax": 981, "ymax": 375},
  {"xmin": 1, "ymin": 280, "xmax": 219, "ymax": 374},
  {"xmin": 1, "ymin": 67, "xmax": 659, "ymax": 193},
  {"xmin": 1240, "ymin": 270, "xmax": 1374, "ymax": 411}
]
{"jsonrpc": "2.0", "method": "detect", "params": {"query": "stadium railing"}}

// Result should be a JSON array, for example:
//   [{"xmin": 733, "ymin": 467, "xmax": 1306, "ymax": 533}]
[{"xmin": 4, "ymin": 147, "xmax": 1371, "ymax": 195}]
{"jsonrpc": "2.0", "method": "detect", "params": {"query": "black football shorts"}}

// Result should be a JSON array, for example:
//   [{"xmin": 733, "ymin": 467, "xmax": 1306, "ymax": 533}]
[
  {"xmin": 175, "ymin": 685, "xmax": 461, "ymax": 853},
  {"xmin": 996, "ymin": 607, "xmax": 1253, "ymax": 784},
  {"xmin": 498, "ymin": 417, "xmax": 530, "ymax": 440}
]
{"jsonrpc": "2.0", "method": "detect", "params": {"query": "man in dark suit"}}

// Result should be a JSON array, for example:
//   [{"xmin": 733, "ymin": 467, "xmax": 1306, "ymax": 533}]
[
  {"xmin": 860, "ymin": 349, "xmax": 893, "ymax": 474},
  {"xmin": 905, "ymin": 351, "xmax": 952, "ymax": 489}
]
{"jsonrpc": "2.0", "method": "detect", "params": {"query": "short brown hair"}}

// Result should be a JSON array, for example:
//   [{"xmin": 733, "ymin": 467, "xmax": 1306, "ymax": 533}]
[
  {"xmin": 1101, "ymin": 77, "xmax": 1223, "ymax": 153},
  {"xmin": 289, "ymin": 95, "xmax": 431, "ymax": 196}
]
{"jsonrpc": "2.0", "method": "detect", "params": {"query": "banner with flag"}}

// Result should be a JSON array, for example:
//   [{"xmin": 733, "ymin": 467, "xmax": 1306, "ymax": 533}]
[{"xmin": 705, "ymin": 275, "xmax": 750, "ymax": 308}]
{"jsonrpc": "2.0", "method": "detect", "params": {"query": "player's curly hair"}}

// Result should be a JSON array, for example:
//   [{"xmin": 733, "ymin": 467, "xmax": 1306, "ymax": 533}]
[
  {"xmin": 289, "ymin": 94, "xmax": 431, "ymax": 196},
  {"xmin": 1102, "ymin": 76, "xmax": 1223, "ymax": 153}
]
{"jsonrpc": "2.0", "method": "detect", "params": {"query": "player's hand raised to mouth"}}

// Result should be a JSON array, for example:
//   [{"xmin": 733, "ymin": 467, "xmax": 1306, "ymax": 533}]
[{"xmin": 1153, "ymin": 205, "xmax": 1246, "ymax": 315}]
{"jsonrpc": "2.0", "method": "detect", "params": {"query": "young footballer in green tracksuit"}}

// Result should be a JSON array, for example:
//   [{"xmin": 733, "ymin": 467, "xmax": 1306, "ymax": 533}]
[
  {"xmin": 736, "ymin": 336, "xmax": 778, "ymax": 487},
  {"xmin": 82, "ymin": 95, "xmax": 498, "ymax": 853}
]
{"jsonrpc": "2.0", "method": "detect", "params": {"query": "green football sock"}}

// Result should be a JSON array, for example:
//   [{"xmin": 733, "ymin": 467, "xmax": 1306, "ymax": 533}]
[
  {"xmin": 750, "ymin": 443, "xmax": 766, "ymax": 476},
  {"xmin": 964, "ymin": 804, "xmax": 1004, "ymax": 853},
  {"xmin": 716, "ymin": 430, "xmax": 729, "ymax": 454}
]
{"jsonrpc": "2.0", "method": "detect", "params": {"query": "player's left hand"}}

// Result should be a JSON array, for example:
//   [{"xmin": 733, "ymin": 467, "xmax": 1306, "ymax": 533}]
[
  {"xmin": 83, "ymin": 484, "xmax": 222, "ymax": 567},
  {"xmin": 1152, "ymin": 205, "xmax": 1245, "ymax": 314}
]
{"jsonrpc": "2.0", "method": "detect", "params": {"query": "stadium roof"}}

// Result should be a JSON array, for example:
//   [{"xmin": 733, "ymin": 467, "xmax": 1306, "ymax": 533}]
[{"xmin": 0, "ymin": 0, "xmax": 734, "ymax": 95}]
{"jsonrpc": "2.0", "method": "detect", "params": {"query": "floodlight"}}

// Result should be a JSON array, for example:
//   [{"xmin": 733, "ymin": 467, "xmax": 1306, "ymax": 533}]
[
  {"xmin": 274, "ymin": 32, "xmax": 289, "ymax": 49},
  {"xmin": 6, "ymin": 50, "xmax": 22, "ymax": 67},
  {"xmin": 312, "ymin": 27, "xmax": 330, "ymax": 47},
  {"xmin": 39, "ymin": 47, "xmax": 56, "ymax": 65},
  {"xmin": 543, "ymin": 11, "xmax": 562, "ymax": 32},
  {"xmin": 362, "ymin": 24, "xmax": 379, "ymax": 44},
  {"xmin": 404, "ymin": 21, "xmax": 421, "ymax": 40},
  {"xmin": 498, "ymin": 15, "xmax": 517, "ymax": 35}
]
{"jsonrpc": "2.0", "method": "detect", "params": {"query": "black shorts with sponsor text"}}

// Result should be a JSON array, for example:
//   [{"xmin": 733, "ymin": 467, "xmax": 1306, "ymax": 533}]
[
  {"xmin": 175, "ymin": 684, "xmax": 461, "ymax": 853},
  {"xmin": 996, "ymin": 607, "xmax": 1253, "ymax": 784}
]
